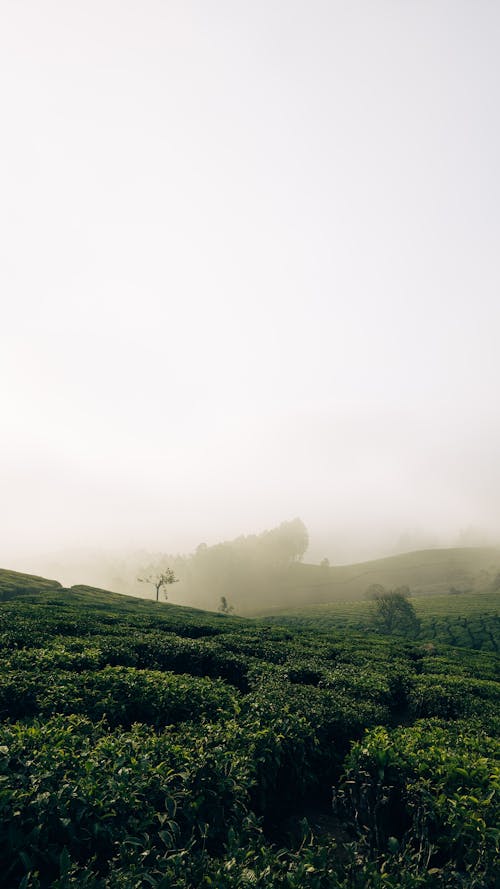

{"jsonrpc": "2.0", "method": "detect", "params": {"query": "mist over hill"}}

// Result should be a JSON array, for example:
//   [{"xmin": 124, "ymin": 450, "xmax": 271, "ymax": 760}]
[{"xmin": 6, "ymin": 518, "xmax": 500, "ymax": 615}]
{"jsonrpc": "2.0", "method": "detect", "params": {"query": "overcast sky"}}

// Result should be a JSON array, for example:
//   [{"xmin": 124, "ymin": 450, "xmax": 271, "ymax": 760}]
[{"xmin": 1, "ymin": 1, "xmax": 500, "ymax": 573}]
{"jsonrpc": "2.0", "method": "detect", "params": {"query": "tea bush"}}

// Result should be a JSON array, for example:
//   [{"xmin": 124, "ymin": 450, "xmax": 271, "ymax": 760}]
[
  {"xmin": 0, "ymin": 587, "xmax": 497, "ymax": 888},
  {"xmin": 341, "ymin": 720, "xmax": 499, "ymax": 886},
  {"xmin": 0, "ymin": 667, "xmax": 238, "ymax": 727}
]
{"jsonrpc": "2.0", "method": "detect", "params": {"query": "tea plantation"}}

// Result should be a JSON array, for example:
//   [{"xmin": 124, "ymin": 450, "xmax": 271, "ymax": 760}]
[
  {"xmin": 0, "ymin": 581, "xmax": 498, "ymax": 888},
  {"xmin": 258, "ymin": 590, "xmax": 499, "ymax": 652}
]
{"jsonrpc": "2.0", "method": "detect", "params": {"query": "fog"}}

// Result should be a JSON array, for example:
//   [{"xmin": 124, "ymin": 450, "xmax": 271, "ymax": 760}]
[{"xmin": 2, "ymin": 2, "xmax": 500, "ymax": 591}]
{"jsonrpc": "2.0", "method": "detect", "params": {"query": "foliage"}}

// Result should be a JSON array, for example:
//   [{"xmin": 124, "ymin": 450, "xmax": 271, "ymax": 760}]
[
  {"xmin": 219, "ymin": 596, "xmax": 235, "ymax": 615},
  {"xmin": 0, "ymin": 581, "xmax": 497, "ymax": 888},
  {"xmin": 370, "ymin": 588, "xmax": 421, "ymax": 638},
  {"xmin": 128, "ymin": 518, "xmax": 310, "ymax": 612},
  {"xmin": 340, "ymin": 721, "xmax": 499, "ymax": 885},
  {"xmin": 0, "ymin": 569, "xmax": 62, "ymax": 601},
  {"xmin": 264, "ymin": 590, "xmax": 499, "ymax": 653},
  {"xmin": 137, "ymin": 568, "xmax": 178, "ymax": 602}
]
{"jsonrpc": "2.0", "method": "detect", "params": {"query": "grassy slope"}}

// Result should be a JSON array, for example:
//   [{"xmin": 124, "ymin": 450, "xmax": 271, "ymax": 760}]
[
  {"xmin": 0, "ymin": 570, "xmax": 193, "ymax": 611},
  {"xmin": 3, "ymin": 543, "xmax": 500, "ymax": 617},
  {"xmin": 260, "ymin": 546, "xmax": 500, "ymax": 611},
  {"xmin": 0, "ymin": 569, "xmax": 498, "ymax": 888},
  {"xmin": 0, "ymin": 568, "xmax": 63, "ymax": 600},
  {"xmin": 255, "ymin": 590, "xmax": 500, "ymax": 653},
  {"xmin": 0, "ymin": 572, "xmax": 249, "ymax": 634}
]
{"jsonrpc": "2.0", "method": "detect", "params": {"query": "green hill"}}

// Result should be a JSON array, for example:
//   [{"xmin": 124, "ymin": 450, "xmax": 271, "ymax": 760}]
[
  {"xmin": 3, "ymin": 545, "xmax": 500, "ymax": 615},
  {"xmin": 0, "ymin": 566, "xmax": 255, "ymax": 633},
  {"xmin": 0, "ymin": 565, "xmax": 498, "ymax": 888},
  {"xmin": 0, "ymin": 570, "xmax": 154, "ymax": 608},
  {"xmin": 250, "ymin": 545, "xmax": 500, "ymax": 613},
  {"xmin": 255, "ymin": 590, "xmax": 499, "ymax": 652},
  {"xmin": 0, "ymin": 568, "xmax": 63, "ymax": 601}
]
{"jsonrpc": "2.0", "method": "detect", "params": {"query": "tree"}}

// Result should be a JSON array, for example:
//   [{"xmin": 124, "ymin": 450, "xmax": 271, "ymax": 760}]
[
  {"xmin": 370, "ymin": 588, "xmax": 420, "ymax": 638},
  {"xmin": 137, "ymin": 568, "xmax": 178, "ymax": 602},
  {"xmin": 279, "ymin": 517, "xmax": 309, "ymax": 563},
  {"xmin": 365, "ymin": 583, "xmax": 386, "ymax": 600},
  {"xmin": 218, "ymin": 595, "xmax": 234, "ymax": 615},
  {"xmin": 258, "ymin": 518, "xmax": 309, "ymax": 566}
]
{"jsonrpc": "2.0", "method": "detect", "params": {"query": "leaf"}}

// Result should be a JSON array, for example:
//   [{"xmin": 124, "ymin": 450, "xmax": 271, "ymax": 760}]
[
  {"xmin": 19, "ymin": 851, "xmax": 32, "ymax": 871},
  {"xmin": 59, "ymin": 847, "xmax": 71, "ymax": 875}
]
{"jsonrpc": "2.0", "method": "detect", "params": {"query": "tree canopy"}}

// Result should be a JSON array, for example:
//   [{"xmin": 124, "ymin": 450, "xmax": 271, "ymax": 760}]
[
  {"xmin": 137, "ymin": 568, "xmax": 178, "ymax": 602},
  {"xmin": 370, "ymin": 586, "xmax": 420, "ymax": 638}
]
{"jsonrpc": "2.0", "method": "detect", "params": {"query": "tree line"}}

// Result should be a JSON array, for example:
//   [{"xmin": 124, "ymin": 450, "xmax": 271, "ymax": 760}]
[{"xmin": 137, "ymin": 518, "xmax": 309, "ymax": 610}]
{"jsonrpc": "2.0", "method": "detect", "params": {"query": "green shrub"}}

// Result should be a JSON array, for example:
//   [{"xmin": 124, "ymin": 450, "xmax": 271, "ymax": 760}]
[
  {"xmin": 340, "ymin": 720, "xmax": 499, "ymax": 885},
  {"xmin": 0, "ymin": 667, "xmax": 239, "ymax": 727}
]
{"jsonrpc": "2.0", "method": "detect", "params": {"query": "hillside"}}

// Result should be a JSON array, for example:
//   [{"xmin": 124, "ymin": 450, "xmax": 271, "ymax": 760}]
[
  {"xmin": 248, "ymin": 545, "xmax": 500, "ymax": 613},
  {"xmin": 0, "ymin": 571, "xmax": 248, "ymax": 632},
  {"xmin": 256, "ymin": 590, "xmax": 499, "ymax": 653},
  {"xmin": 0, "ymin": 574, "xmax": 498, "ymax": 888},
  {"xmin": 0, "ymin": 570, "xmax": 155, "ymax": 607},
  {"xmin": 0, "ymin": 568, "xmax": 63, "ymax": 600},
  {"xmin": 3, "ymin": 545, "xmax": 500, "ymax": 615}
]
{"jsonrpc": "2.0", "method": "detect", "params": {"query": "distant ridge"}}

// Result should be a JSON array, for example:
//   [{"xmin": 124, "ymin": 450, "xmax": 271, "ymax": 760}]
[
  {"xmin": 2, "ymin": 545, "xmax": 500, "ymax": 613},
  {"xmin": 237, "ymin": 546, "xmax": 500, "ymax": 614}
]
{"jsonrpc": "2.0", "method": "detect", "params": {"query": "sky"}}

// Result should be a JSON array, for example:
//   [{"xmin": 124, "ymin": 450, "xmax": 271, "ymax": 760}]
[{"xmin": 1, "ymin": 1, "xmax": 500, "ymax": 578}]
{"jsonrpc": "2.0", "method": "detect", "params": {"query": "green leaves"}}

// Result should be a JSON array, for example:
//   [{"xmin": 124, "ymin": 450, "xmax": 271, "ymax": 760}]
[
  {"xmin": 0, "ymin": 588, "xmax": 498, "ymax": 888},
  {"xmin": 341, "ymin": 720, "xmax": 499, "ymax": 884},
  {"xmin": 0, "ymin": 666, "xmax": 239, "ymax": 727}
]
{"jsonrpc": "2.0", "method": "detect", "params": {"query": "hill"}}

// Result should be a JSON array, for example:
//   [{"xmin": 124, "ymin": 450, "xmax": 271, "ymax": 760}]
[
  {"xmin": 3, "ymin": 545, "xmax": 500, "ymax": 615},
  {"xmin": 0, "ymin": 568, "xmax": 63, "ymax": 601},
  {"xmin": 0, "ymin": 571, "xmax": 498, "ymax": 888},
  {"xmin": 0, "ymin": 570, "xmax": 248, "ymax": 632},
  {"xmin": 256, "ymin": 590, "xmax": 499, "ymax": 653},
  {"xmin": 246, "ymin": 545, "xmax": 500, "ymax": 613}
]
